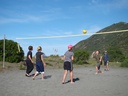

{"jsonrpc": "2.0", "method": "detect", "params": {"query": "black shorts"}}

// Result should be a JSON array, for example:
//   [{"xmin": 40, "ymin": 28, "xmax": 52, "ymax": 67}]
[
  {"xmin": 104, "ymin": 61, "xmax": 108, "ymax": 66},
  {"xmin": 64, "ymin": 61, "xmax": 73, "ymax": 71}
]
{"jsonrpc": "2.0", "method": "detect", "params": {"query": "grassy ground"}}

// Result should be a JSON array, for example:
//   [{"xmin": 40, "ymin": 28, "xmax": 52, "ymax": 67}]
[
  {"xmin": 87, "ymin": 58, "xmax": 121, "ymax": 67},
  {"xmin": 0, "ymin": 61, "xmax": 19, "ymax": 71},
  {"xmin": 0, "ymin": 56, "xmax": 122, "ymax": 72}
]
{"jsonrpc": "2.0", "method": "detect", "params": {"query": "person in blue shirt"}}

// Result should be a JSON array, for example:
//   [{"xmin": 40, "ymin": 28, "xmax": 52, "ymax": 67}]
[{"xmin": 104, "ymin": 51, "xmax": 109, "ymax": 71}]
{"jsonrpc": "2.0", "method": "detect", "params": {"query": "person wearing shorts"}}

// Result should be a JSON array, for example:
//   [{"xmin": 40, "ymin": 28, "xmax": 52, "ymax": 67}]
[
  {"xmin": 93, "ymin": 51, "xmax": 103, "ymax": 74},
  {"xmin": 33, "ymin": 46, "xmax": 46, "ymax": 80},
  {"xmin": 62, "ymin": 45, "xmax": 74, "ymax": 84},
  {"xmin": 104, "ymin": 51, "xmax": 109, "ymax": 71}
]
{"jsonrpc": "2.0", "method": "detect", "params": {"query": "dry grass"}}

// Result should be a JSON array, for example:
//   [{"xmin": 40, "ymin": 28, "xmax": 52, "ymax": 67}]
[
  {"xmin": 87, "ymin": 58, "xmax": 121, "ymax": 67},
  {"xmin": 0, "ymin": 57, "xmax": 122, "ymax": 72},
  {"xmin": 0, "ymin": 61, "xmax": 20, "ymax": 72}
]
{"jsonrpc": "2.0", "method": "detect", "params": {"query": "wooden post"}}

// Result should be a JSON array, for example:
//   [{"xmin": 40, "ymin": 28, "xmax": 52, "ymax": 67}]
[{"xmin": 3, "ymin": 35, "xmax": 5, "ymax": 68}]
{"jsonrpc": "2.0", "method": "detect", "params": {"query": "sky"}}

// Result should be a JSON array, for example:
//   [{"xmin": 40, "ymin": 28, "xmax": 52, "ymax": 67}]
[{"xmin": 0, "ymin": 0, "xmax": 128, "ymax": 56}]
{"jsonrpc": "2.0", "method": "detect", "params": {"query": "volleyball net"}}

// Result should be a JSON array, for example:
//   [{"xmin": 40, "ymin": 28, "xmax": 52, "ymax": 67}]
[{"xmin": 1, "ymin": 29, "xmax": 128, "ymax": 68}]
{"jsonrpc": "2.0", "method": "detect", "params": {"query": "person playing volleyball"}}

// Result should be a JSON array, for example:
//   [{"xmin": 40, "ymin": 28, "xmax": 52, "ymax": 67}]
[
  {"xmin": 25, "ymin": 46, "xmax": 34, "ymax": 77},
  {"xmin": 92, "ymin": 51, "xmax": 103, "ymax": 74},
  {"xmin": 33, "ymin": 46, "xmax": 46, "ymax": 80},
  {"xmin": 62, "ymin": 45, "xmax": 74, "ymax": 84},
  {"xmin": 104, "ymin": 51, "xmax": 109, "ymax": 71}
]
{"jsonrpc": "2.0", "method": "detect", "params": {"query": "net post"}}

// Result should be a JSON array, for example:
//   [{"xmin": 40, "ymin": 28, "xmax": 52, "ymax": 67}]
[{"xmin": 3, "ymin": 35, "xmax": 5, "ymax": 68}]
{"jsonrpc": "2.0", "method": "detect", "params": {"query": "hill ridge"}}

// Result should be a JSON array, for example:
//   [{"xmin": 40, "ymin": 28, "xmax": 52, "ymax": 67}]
[{"xmin": 73, "ymin": 22, "xmax": 128, "ymax": 56}]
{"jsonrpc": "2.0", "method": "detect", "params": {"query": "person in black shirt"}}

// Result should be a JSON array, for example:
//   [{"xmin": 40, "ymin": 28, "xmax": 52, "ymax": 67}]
[
  {"xmin": 33, "ymin": 46, "xmax": 46, "ymax": 80},
  {"xmin": 25, "ymin": 46, "xmax": 34, "ymax": 77}
]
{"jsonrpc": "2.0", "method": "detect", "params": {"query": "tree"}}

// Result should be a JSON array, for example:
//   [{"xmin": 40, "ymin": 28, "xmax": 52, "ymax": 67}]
[
  {"xmin": 74, "ymin": 50, "xmax": 89, "ymax": 64},
  {"xmin": 121, "ymin": 57, "xmax": 128, "ymax": 67},
  {"xmin": 107, "ymin": 47, "xmax": 125, "ymax": 62},
  {"xmin": 0, "ymin": 39, "xmax": 24, "ymax": 63}
]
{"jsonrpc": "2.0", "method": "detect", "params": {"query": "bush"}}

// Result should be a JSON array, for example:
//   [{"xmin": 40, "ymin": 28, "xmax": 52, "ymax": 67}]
[
  {"xmin": 74, "ymin": 50, "xmax": 89, "ymax": 65},
  {"xmin": 121, "ymin": 58, "xmax": 128, "ymax": 68},
  {"xmin": 0, "ymin": 39, "xmax": 24, "ymax": 63},
  {"xmin": 19, "ymin": 64, "xmax": 26, "ymax": 70},
  {"xmin": 19, "ymin": 61, "xmax": 26, "ymax": 70},
  {"xmin": 107, "ymin": 47, "xmax": 125, "ymax": 62}
]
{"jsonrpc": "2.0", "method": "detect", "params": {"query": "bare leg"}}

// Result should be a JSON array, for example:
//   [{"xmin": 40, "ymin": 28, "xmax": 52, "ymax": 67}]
[
  {"xmin": 33, "ymin": 72, "xmax": 38, "ymax": 80},
  {"xmin": 42, "ymin": 74, "xmax": 44, "ymax": 80},
  {"xmin": 105, "ymin": 65, "xmax": 107, "ymax": 70},
  {"xmin": 98, "ymin": 65, "xmax": 103, "ymax": 73},
  {"xmin": 70, "ymin": 70, "xmax": 74, "ymax": 83},
  {"xmin": 62, "ymin": 70, "xmax": 68, "ymax": 84},
  {"xmin": 95, "ymin": 66, "xmax": 98, "ymax": 74},
  {"xmin": 106, "ymin": 63, "xmax": 109, "ymax": 70},
  {"xmin": 104, "ymin": 65, "xmax": 107, "ymax": 70}
]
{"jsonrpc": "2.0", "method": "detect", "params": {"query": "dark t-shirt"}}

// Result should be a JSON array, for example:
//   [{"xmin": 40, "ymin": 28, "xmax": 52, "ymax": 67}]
[
  {"xmin": 104, "ymin": 54, "xmax": 109, "ymax": 61},
  {"xmin": 26, "ymin": 51, "xmax": 32, "ymax": 61},
  {"xmin": 36, "ymin": 52, "xmax": 44, "ymax": 62}
]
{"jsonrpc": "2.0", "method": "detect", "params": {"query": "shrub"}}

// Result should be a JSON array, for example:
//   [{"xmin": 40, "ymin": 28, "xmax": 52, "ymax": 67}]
[
  {"xmin": 74, "ymin": 50, "xmax": 89, "ymax": 65},
  {"xmin": 0, "ymin": 39, "xmax": 24, "ymax": 63},
  {"xmin": 19, "ymin": 61, "xmax": 26, "ymax": 70},
  {"xmin": 107, "ymin": 47, "xmax": 125, "ymax": 62},
  {"xmin": 121, "ymin": 57, "xmax": 128, "ymax": 68},
  {"xmin": 19, "ymin": 64, "xmax": 26, "ymax": 70}
]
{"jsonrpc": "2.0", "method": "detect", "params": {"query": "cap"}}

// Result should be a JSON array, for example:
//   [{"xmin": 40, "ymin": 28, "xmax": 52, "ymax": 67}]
[
  {"xmin": 105, "ymin": 51, "xmax": 107, "ymax": 53},
  {"xmin": 68, "ymin": 45, "xmax": 73, "ymax": 49}
]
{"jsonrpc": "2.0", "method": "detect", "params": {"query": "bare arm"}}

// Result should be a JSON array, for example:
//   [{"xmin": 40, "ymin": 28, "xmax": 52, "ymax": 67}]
[
  {"xmin": 100, "ymin": 56, "xmax": 102, "ymax": 62},
  {"xmin": 71, "ymin": 55, "xmax": 74, "ymax": 61},
  {"xmin": 28, "ymin": 55, "xmax": 33, "ymax": 63},
  {"xmin": 41, "ymin": 54, "xmax": 46, "ymax": 67},
  {"xmin": 63, "ymin": 55, "xmax": 65, "ymax": 60},
  {"xmin": 92, "ymin": 52, "xmax": 96, "ymax": 58}
]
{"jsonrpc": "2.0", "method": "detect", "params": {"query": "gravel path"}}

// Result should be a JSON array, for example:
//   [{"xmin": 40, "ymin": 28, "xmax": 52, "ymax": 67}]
[{"xmin": 0, "ymin": 67, "xmax": 128, "ymax": 96}]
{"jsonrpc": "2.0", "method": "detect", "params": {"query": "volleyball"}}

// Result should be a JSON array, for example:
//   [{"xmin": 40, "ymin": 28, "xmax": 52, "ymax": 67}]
[{"xmin": 83, "ymin": 30, "xmax": 87, "ymax": 34}]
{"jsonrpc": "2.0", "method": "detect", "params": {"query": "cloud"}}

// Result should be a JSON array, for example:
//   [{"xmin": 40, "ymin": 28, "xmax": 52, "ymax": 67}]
[
  {"xmin": 41, "ymin": 8, "xmax": 62, "ymax": 13},
  {"xmin": 91, "ymin": 0, "xmax": 128, "ymax": 9},
  {"xmin": 0, "ymin": 7, "xmax": 70, "ymax": 24},
  {"xmin": 91, "ymin": 0, "xmax": 99, "ymax": 4},
  {"xmin": 63, "ymin": 31, "xmax": 73, "ymax": 35},
  {"xmin": 40, "ymin": 8, "xmax": 71, "ymax": 20},
  {"xmin": 89, "ymin": 0, "xmax": 128, "ymax": 14},
  {"xmin": 0, "ymin": 18, "xmax": 26, "ymax": 23},
  {"xmin": 0, "ymin": 14, "xmax": 52, "ymax": 24},
  {"xmin": 87, "ymin": 25, "xmax": 101, "ymax": 35},
  {"xmin": 112, "ymin": 0, "xmax": 128, "ymax": 8}
]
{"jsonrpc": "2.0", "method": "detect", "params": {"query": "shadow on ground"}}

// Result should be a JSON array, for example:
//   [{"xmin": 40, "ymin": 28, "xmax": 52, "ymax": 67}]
[{"xmin": 64, "ymin": 77, "xmax": 80, "ymax": 84}]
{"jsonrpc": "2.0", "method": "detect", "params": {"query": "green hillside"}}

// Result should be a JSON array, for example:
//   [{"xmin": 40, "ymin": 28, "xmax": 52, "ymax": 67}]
[{"xmin": 73, "ymin": 22, "xmax": 128, "ymax": 56}]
